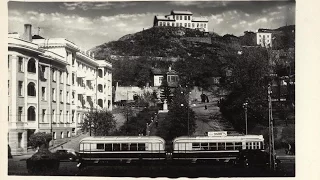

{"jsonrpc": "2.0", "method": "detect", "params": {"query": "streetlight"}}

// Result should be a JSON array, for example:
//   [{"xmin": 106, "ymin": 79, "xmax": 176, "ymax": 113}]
[{"xmin": 242, "ymin": 99, "xmax": 248, "ymax": 135}]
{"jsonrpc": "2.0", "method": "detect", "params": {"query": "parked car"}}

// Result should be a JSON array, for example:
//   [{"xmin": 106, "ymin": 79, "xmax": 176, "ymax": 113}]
[
  {"xmin": 234, "ymin": 149, "xmax": 280, "ymax": 169},
  {"xmin": 53, "ymin": 148, "xmax": 78, "ymax": 162}
]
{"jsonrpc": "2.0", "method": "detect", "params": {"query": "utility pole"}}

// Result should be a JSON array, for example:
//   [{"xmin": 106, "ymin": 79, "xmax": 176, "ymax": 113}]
[
  {"xmin": 243, "ymin": 99, "xmax": 248, "ymax": 135},
  {"xmin": 268, "ymin": 84, "xmax": 276, "ymax": 170}
]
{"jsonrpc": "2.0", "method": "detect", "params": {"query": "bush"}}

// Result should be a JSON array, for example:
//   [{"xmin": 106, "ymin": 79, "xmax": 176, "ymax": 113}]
[{"xmin": 28, "ymin": 132, "xmax": 52, "ymax": 149}]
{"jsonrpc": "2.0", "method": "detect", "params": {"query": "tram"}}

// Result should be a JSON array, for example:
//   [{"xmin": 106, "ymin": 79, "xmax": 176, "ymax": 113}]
[
  {"xmin": 172, "ymin": 132, "xmax": 264, "ymax": 164},
  {"xmin": 77, "ymin": 136, "xmax": 166, "ymax": 168}
]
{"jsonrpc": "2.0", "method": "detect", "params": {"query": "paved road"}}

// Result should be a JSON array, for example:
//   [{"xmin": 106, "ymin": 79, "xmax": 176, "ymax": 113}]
[{"xmin": 51, "ymin": 133, "xmax": 89, "ymax": 152}]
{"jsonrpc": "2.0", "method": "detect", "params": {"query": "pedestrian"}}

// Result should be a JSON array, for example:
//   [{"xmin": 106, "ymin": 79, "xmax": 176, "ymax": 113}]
[
  {"xmin": 155, "ymin": 120, "xmax": 158, "ymax": 128},
  {"xmin": 204, "ymin": 105, "xmax": 207, "ymax": 110},
  {"xmin": 61, "ymin": 146, "xmax": 63, "ymax": 149}
]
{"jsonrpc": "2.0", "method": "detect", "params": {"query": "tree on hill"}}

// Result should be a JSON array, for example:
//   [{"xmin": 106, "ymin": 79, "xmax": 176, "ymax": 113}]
[
  {"xmin": 157, "ymin": 87, "xmax": 196, "ymax": 140},
  {"xmin": 160, "ymin": 77, "xmax": 172, "ymax": 103},
  {"xmin": 81, "ymin": 109, "xmax": 117, "ymax": 136}
]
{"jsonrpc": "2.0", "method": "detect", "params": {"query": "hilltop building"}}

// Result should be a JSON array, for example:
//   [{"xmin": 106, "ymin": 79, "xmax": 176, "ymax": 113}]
[
  {"xmin": 8, "ymin": 24, "xmax": 112, "ymax": 155},
  {"xmin": 256, "ymin": 28, "xmax": 282, "ymax": 48},
  {"xmin": 153, "ymin": 10, "xmax": 209, "ymax": 32}
]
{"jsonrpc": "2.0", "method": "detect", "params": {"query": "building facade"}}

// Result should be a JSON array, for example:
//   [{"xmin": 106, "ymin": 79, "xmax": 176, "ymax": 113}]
[
  {"xmin": 153, "ymin": 10, "xmax": 209, "ymax": 32},
  {"xmin": 8, "ymin": 24, "xmax": 112, "ymax": 155}
]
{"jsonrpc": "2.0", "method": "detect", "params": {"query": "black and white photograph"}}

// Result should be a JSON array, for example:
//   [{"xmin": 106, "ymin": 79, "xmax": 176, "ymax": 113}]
[{"xmin": 6, "ymin": 0, "xmax": 298, "ymax": 178}]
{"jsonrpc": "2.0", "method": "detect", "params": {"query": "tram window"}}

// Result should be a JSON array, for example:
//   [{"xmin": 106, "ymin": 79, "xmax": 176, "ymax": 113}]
[
  {"xmin": 201, "ymin": 143, "xmax": 209, "ymax": 150},
  {"xmin": 226, "ymin": 142, "xmax": 234, "ymax": 150},
  {"xmin": 138, "ymin": 143, "xmax": 145, "ymax": 151},
  {"xmin": 209, "ymin": 143, "xmax": 217, "ymax": 150},
  {"xmin": 130, "ymin": 143, "xmax": 138, "ymax": 151},
  {"xmin": 218, "ymin": 142, "xmax": 225, "ymax": 150},
  {"xmin": 122, "ymin": 143, "xmax": 129, "ymax": 151},
  {"xmin": 96, "ymin": 143, "xmax": 104, "ymax": 150},
  {"xmin": 113, "ymin": 143, "xmax": 120, "ymax": 151},
  {"xmin": 105, "ymin": 144, "xmax": 112, "ymax": 151},
  {"xmin": 235, "ymin": 142, "xmax": 242, "ymax": 150},
  {"xmin": 192, "ymin": 143, "xmax": 200, "ymax": 149},
  {"xmin": 246, "ymin": 142, "xmax": 250, "ymax": 149}
]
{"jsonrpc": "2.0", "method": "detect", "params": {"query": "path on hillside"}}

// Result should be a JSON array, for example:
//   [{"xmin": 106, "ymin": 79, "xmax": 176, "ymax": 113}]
[{"xmin": 191, "ymin": 93, "xmax": 235, "ymax": 135}]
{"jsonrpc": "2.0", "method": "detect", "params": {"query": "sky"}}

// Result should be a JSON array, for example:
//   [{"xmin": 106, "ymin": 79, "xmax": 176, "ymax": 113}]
[{"xmin": 8, "ymin": 1, "xmax": 295, "ymax": 50}]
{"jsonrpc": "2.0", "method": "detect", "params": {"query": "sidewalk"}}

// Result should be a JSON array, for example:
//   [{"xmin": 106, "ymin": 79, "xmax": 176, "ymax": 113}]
[{"xmin": 10, "ymin": 133, "xmax": 87, "ymax": 161}]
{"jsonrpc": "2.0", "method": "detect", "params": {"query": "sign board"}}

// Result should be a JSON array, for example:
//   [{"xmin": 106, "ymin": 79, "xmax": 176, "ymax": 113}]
[{"xmin": 208, "ymin": 131, "xmax": 227, "ymax": 137}]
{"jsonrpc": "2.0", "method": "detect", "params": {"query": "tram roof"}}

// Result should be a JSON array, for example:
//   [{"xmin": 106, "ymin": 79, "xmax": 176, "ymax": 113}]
[
  {"xmin": 80, "ymin": 136, "xmax": 165, "ymax": 143},
  {"xmin": 173, "ymin": 135, "xmax": 264, "ymax": 142}
]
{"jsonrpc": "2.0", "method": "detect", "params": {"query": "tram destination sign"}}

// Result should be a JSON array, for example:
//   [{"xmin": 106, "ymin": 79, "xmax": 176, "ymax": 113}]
[{"xmin": 208, "ymin": 131, "xmax": 228, "ymax": 137}]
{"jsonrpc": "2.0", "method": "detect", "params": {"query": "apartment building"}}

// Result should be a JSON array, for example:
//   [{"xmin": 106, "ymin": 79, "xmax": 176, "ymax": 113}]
[
  {"xmin": 8, "ymin": 24, "xmax": 112, "ymax": 155},
  {"xmin": 153, "ymin": 10, "xmax": 209, "ymax": 32}
]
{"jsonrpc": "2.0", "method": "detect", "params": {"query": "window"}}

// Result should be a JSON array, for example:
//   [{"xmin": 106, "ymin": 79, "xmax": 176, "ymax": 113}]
[
  {"xmin": 180, "ymin": 23, "xmax": 182, "ymax": 26},
  {"xmin": 27, "ymin": 58, "xmax": 36, "ymax": 73},
  {"xmin": 72, "ymin": 73, "xmax": 75, "ymax": 85},
  {"xmin": 72, "ymin": 110, "xmax": 75, "ymax": 123},
  {"xmin": 66, "ymin": 111, "xmax": 69, "ymax": 123},
  {"xmin": 235, "ymin": 142, "xmax": 242, "ymax": 150},
  {"xmin": 27, "ymin": 106, "xmax": 36, "ymax": 121},
  {"xmin": 60, "ymin": 90, "xmax": 63, "ymax": 103},
  {"xmin": 121, "ymin": 143, "xmax": 129, "ymax": 151},
  {"xmin": 204, "ymin": 24, "xmax": 206, "ymax": 28},
  {"xmin": 138, "ymin": 143, "xmax": 146, "ymax": 151},
  {"xmin": 192, "ymin": 143, "xmax": 200, "ymax": 149},
  {"xmin": 184, "ymin": 15, "xmax": 187, "ymax": 20},
  {"xmin": 41, "ymin": 87, "xmax": 46, "ymax": 100},
  {"xmin": 98, "ymin": 99, "xmax": 103, "ymax": 108},
  {"xmin": 98, "ymin": 69, "xmax": 103, "ymax": 78},
  {"xmin": 42, "ymin": 109, "xmax": 46, "ymax": 122},
  {"xmin": 61, "ymin": 132, "xmax": 64, "ymax": 139},
  {"xmin": 180, "ymin": 15, "xmax": 182, "ymax": 20},
  {"xmin": 27, "ymin": 82, "xmax": 36, "ymax": 96},
  {"xmin": 18, "ymin": 133, "xmax": 23, "ymax": 148},
  {"xmin": 218, "ymin": 142, "xmax": 225, "ymax": 150},
  {"xmin": 105, "ymin": 144, "xmax": 112, "ymax": 151},
  {"xmin": 192, "ymin": 23, "xmax": 195, "ymax": 28},
  {"xmin": 72, "ymin": 92, "xmax": 75, "ymax": 104},
  {"xmin": 53, "ymin": 132, "xmax": 56, "ymax": 140},
  {"xmin": 184, "ymin": 23, "xmax": 187, "ymax": 27},
  {"xmin": 98, "ymin": 84, "xmax": 103, "ymax": 92},
  {"xmin": 52, "ymin": 69, "xmax": 56, "ymax": 82},
  {"xmin": 200, "ymin": 23, "xmax": 203, "ymax": 28},
  {"xmin": 8, "ymin": 80, "xmax": 10, "ymax": 95},
  {"xmin": 97, "ymin": 143, "xmax": 104, "ymax": 149},
  {"xmin": 113, "ymin": 143, "xmax": 120, "ymax": 151},
  {"xmin": 200, "ymin": 143, "xmax": 209, "ymax": 150},
  {"xmin": 197, "ymin": 23, "xmax": 199, "ymax": 27},
  {"xmin": 209, "ymin": 143, "xmax": 217, "ymax": 150},
  {"xmin": 18, "ymin": 107, "xmax": 22, "ymax": 121},
  {"xmin": 8, "ymin": 56, "xmax": 10, "ymax": 68},
  {"xmin": 18, "ymin": 57, "xmax": 23, "ymax": 72},
  {"xmin": 60, "ymin": 71, "xmax": 63, "ymax": 84},
  {"xmin": 130, "ymin": 143, "xmax": 138, "ymax": 151},
  {"xmin": 188, "ymin": 23, "xmax": 190, "ymax": 27},
  {"xmin": 60, "ymin": 110, "xmax": 63, "ymax": 122},
  {"xmin": 52, "ymin": 109, "xmax": 55, "ymax": 122},
  {"xmin": 66, "ymin": 91, "xmax": 69, "ymax": 103},
  {"xmin": 226, "ymin": 142, "xmax": 234, "ymax": 150},
  {"xmin": 52, "ymin": 88, "xmax": 56, "ymax": 101},
  {"xmin": 159, "ymin": 22, "xmax": 162, "ymax": 26},
  {"xmin": 66, "ymin": 72, "xmax": 69, "ymax": 84}
]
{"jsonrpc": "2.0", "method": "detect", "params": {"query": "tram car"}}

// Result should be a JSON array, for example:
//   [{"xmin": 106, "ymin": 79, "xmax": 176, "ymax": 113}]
[
  {"xmin": 77, "ymin": 136, "xmax": 166, "ymax": 168},
  {"xmin": 172, "ymin": 133, "xmax": 264, "ymax": 164}
]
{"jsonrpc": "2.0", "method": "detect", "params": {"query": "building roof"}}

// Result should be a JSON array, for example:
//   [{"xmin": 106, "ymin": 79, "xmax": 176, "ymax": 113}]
[
  {"xmin": 171, "ymin": 10, "xmax": 193, "ymax": 15},
  {"xmin": 151, "ymin": 68, "xmax": 163, "ymax": 75},
  {"xmin": 155, "ymin": 15, "xmax": 175, "ymax": 21},
  {"xmin": 192, "ymin": 17, "xmax": 209, "ymax": 22}
]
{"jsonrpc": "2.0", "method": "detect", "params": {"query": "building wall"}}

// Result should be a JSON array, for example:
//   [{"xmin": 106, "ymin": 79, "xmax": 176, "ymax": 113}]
[
  {"xmin": 9, "ymin": 35, "xmax": 113, "ymax": 155},
  {"xmin": 257, "ymin": 32, "xmax": 272, "ymax": 47}
]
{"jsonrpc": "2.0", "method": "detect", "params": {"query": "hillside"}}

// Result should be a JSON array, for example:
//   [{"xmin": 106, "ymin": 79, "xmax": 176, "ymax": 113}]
[{"xmin": 91, "ymin": 26, "xmax": 241, "ymax": 60}]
